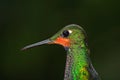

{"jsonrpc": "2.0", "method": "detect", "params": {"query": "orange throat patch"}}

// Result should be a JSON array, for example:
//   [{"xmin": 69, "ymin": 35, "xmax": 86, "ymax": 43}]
[{"xmin": 54, "ymin": 37, "xmax": 70, "ymax": 47}]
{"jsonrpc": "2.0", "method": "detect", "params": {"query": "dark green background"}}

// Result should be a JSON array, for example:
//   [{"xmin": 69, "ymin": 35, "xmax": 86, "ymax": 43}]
[{"xmin": 0, "ymin": 0, "xmax": 120, "ymax": 80}]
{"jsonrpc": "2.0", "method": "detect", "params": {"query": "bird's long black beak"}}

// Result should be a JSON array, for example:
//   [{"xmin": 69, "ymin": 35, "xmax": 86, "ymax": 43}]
[{"xmin": 21, "ymin": 39, "xmax": 52, "ymax": 50}]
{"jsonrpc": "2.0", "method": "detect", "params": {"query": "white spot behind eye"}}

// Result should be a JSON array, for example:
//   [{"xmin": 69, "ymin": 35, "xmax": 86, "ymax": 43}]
[{"xmin": 68, "ymin": 30, "xmax": 72, "ymax": 34}]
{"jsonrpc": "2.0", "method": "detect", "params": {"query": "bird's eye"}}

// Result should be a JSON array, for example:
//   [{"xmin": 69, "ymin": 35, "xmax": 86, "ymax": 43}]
[{"xmin": 62, "ymin": 30, "xmax": 70, "ymax": 37}]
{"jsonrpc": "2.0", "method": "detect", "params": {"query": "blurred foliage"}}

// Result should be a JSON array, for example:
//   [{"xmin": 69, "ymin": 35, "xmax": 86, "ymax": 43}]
[{"xmin": 0, "ymin": 0, "xmax": 120, "ymax": 80}]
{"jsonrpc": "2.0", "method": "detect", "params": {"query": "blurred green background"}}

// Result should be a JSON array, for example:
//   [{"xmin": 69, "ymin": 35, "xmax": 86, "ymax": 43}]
[{"xmin": 0, "ymin": 0, "xmax": 120, "ymax": 80}]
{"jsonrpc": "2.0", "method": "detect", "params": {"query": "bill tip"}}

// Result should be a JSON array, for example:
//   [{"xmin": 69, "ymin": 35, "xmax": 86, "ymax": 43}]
[{"xmin": 21, "ymin": 47, "xmax": 27, "ymax": 51}]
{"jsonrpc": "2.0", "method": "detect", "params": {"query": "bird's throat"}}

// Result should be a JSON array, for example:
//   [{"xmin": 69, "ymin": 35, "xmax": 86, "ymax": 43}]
[{"xmin": 64, "ymin": 43, "xmax": 89, "ymax": 80}]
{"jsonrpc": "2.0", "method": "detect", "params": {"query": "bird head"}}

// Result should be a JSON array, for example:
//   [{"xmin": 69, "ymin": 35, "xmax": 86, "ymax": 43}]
[{"xmin": 22, "ymin": 24, "xmax": 87, "ymax": 50}]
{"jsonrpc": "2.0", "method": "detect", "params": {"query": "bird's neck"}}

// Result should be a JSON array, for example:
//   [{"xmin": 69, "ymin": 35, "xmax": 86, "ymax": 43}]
[{"xmin": 64, "ymin": 40, "xmax": 90, "ymax": 80}]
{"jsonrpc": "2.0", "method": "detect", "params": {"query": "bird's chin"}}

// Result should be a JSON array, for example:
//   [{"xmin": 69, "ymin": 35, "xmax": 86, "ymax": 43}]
[{"xmin": 64, "ymin": 47, "xmax": 69, "ymax": 51}]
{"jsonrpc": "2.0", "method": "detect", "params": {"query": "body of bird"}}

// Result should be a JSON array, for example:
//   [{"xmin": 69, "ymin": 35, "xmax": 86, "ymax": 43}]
[{"xmin": 22, "ymin": 24, "xmax": 100, "ymax": 80}]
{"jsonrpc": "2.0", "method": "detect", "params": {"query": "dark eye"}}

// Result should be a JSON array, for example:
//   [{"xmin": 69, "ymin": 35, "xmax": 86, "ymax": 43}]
[{"xmin": 62, "ymin": 30, "xmax": 69, "ymax": 37}]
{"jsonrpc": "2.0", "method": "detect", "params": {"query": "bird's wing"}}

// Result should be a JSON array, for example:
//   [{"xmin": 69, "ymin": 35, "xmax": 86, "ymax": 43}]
[{"xmin": 88, "ymin": 59, "xmax": 101, "ymax": 80}]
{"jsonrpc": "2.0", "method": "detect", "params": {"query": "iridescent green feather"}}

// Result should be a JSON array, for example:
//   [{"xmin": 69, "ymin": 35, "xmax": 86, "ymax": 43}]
[{"xmin": 61, "ymin": 24, "xmax": 100, "ymax": 80}]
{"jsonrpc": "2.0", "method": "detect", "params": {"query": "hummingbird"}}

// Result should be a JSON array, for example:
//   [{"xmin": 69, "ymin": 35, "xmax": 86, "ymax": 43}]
[{"xmin": 22, "ymin": 24, "xmax": 101, "ymax": 80}]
